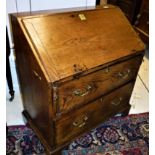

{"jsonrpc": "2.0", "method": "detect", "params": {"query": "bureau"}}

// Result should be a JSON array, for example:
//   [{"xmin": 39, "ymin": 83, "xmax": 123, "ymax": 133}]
[{"xmin": 11, "ymin": 5, "xmax": 145, "ymax": 155}]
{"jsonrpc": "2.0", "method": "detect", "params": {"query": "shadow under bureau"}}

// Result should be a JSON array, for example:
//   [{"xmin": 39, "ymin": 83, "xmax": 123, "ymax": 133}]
[{"xmin": 11, "ymin": 5, "xmax": 145, "ymax": 155}]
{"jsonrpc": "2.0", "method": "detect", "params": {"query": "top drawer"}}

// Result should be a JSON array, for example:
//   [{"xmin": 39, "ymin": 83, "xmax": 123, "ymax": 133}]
[{"xmin": 57, "ymin": 55, "xmax": 142, "ymax": 113}]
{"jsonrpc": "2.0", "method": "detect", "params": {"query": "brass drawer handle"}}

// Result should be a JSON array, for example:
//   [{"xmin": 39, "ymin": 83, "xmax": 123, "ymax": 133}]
[
  {"xmin": 118, "ymin": 69, "xmax": 131, "ymax": 79},
  {"xmin": 73, "ymin": 115, "xmax": 88, "ymax": 128},
  {"xmin": 105, "ymin": 67, "xmax": 110, "ymax": 73},
  {"xmin": 33, "ymin": 70, "xmax": 42, "ymax": 80},
  {"xmin": 73, "ymin": 85, "xmax": 93, "ymax": 97},
  {"xmin": 111, "ymin": 97, "xmax": 123, "ymax": 106}
]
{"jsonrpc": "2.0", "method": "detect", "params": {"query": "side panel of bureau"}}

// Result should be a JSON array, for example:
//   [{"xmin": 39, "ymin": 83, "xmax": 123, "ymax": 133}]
[
  {"xmin": 11, "ymin": 15, "xmax": 55, "ymax": 146},
  {"xmin": 55, "ymin": 82, "xmax": 134, "ymax": 145}
]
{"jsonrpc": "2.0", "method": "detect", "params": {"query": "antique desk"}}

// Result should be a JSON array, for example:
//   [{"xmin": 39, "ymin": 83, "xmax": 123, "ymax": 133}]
[{"xmin": 11, "ymin": 6, "xmax": 145, "ymax": 155}]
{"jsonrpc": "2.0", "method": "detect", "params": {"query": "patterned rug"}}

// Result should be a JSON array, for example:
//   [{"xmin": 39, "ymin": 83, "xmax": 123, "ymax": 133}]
[{"xmin": 7, "ymin": 112, "xmax": 149, "ymax": 155}]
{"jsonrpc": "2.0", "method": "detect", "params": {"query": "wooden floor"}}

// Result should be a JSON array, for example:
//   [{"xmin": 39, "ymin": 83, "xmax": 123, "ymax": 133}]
[{"xmin": 6, "ymin": 49, "xmax": 149, "ymax": 125}]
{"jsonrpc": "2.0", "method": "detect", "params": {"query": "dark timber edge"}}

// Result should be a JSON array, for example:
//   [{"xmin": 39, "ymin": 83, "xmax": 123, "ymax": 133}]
[{"xmin": 121, "ymin": 104, "xmax": 132, "ymax": 117}]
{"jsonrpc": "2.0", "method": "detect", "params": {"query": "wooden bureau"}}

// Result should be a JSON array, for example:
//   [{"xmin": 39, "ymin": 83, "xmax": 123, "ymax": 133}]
[{"xmin": 11, "ymin": 5, "xmax": 145, "ymax": 155}]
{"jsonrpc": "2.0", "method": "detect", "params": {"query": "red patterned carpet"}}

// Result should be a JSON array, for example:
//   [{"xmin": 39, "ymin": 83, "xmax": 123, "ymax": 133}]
[{"xmin": 7, "ymin": 113, "xmax": 149, "ymax": 155}]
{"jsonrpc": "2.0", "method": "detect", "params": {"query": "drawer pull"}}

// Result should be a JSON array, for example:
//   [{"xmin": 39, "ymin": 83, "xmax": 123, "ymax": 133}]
[
  {"xmin": 33, "ymin": 70, "xmax": 42, "ymax": 80},
  {"xmin": 100, "ymin": 97, "xmax": 103, "ymax": 103},
  {"xmin": 111, "ymin": 97, "xmax": 122, "ymax": 106},
  {"xmin": 118, "ymin": 69, "xmax": 131, "ymax": 79},
  {"xmin": 73, "ymin": 115, "xmax": 88, "ymax": 128},
  {"xmin": 105, "ymin": 67, "xmax": 110, "ymax": 73},
  {"xmin": 73, "ymin": 85, "xmax": 93, "ymax": 97}
]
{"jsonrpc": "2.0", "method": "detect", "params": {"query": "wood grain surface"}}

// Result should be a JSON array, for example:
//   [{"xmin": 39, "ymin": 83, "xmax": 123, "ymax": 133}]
[
  {"xmin": 55, "ymin": 82, "xmax": 134, "ymax": 145},
  {"xmin": 16, "ymin": 7, "xmax": 144, "ymax": 82},
  {"xmin": 58, "ymin": 55, "xmax": 142, "ymax": 113},
  {"xmin": 11, "ymin": 6, "xmax": 145, "ymax": 154}
]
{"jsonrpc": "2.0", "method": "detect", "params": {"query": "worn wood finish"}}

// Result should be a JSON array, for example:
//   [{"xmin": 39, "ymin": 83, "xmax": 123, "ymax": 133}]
[
  {"xmin": 18, "ymin": 6, "xmax": 144, "ymax": 83},
  {"xmin": 11, "ymin": 6, "xmax": 145, "ymax": 154},
  {"xmin": 56, "ymin": 82, "xmax": 134, "ymax": 145},
  {"xmin": 58, "ymin": 55, "xmax": 142, "ymax": 113}
]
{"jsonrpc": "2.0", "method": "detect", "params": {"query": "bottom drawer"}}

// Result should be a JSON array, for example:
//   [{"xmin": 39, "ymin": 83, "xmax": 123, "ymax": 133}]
[{"xmin": 55, "ymin": 82, "xmax": 134, "ymax": 145}]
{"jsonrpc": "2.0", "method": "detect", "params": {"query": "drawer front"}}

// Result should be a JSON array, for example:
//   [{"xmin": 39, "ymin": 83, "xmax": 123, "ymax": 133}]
[
  {"xmin": 55, "ymin": 82, "xmax": 134, "ymax": 145},
  {"xmin": 58, "ymin": 56, "xmax": 142, "ymax": 113}
]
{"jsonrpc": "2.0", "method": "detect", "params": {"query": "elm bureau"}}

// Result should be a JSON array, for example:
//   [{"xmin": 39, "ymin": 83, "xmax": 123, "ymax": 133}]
[{"xmin": 11, "ymin": 6, "xmax": 145, "ymax": 155}]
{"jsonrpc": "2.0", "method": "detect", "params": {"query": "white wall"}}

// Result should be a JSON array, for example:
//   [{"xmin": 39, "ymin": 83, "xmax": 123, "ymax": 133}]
[
  {"xmin": 7, "ymin": 0, "xmax": 96, "ymax": 13},
  {"xmin": 6, "ymin": 0, "xmax": 96, "ymax": 46},
  {"xmin": 31, "ymin": 0, "xmax": 96, "ymax": 11}
]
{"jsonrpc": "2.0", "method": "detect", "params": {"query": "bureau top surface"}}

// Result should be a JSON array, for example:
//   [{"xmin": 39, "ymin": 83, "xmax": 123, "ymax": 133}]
[{"xmin": 18, "ymin": 7, "xmax": 144, "ymax": 83}]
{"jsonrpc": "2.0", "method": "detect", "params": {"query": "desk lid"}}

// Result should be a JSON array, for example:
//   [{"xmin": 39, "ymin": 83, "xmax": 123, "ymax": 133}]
[{"xmin": 17, "ymin": 6, "xmax": 145, "ymax": 83}]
